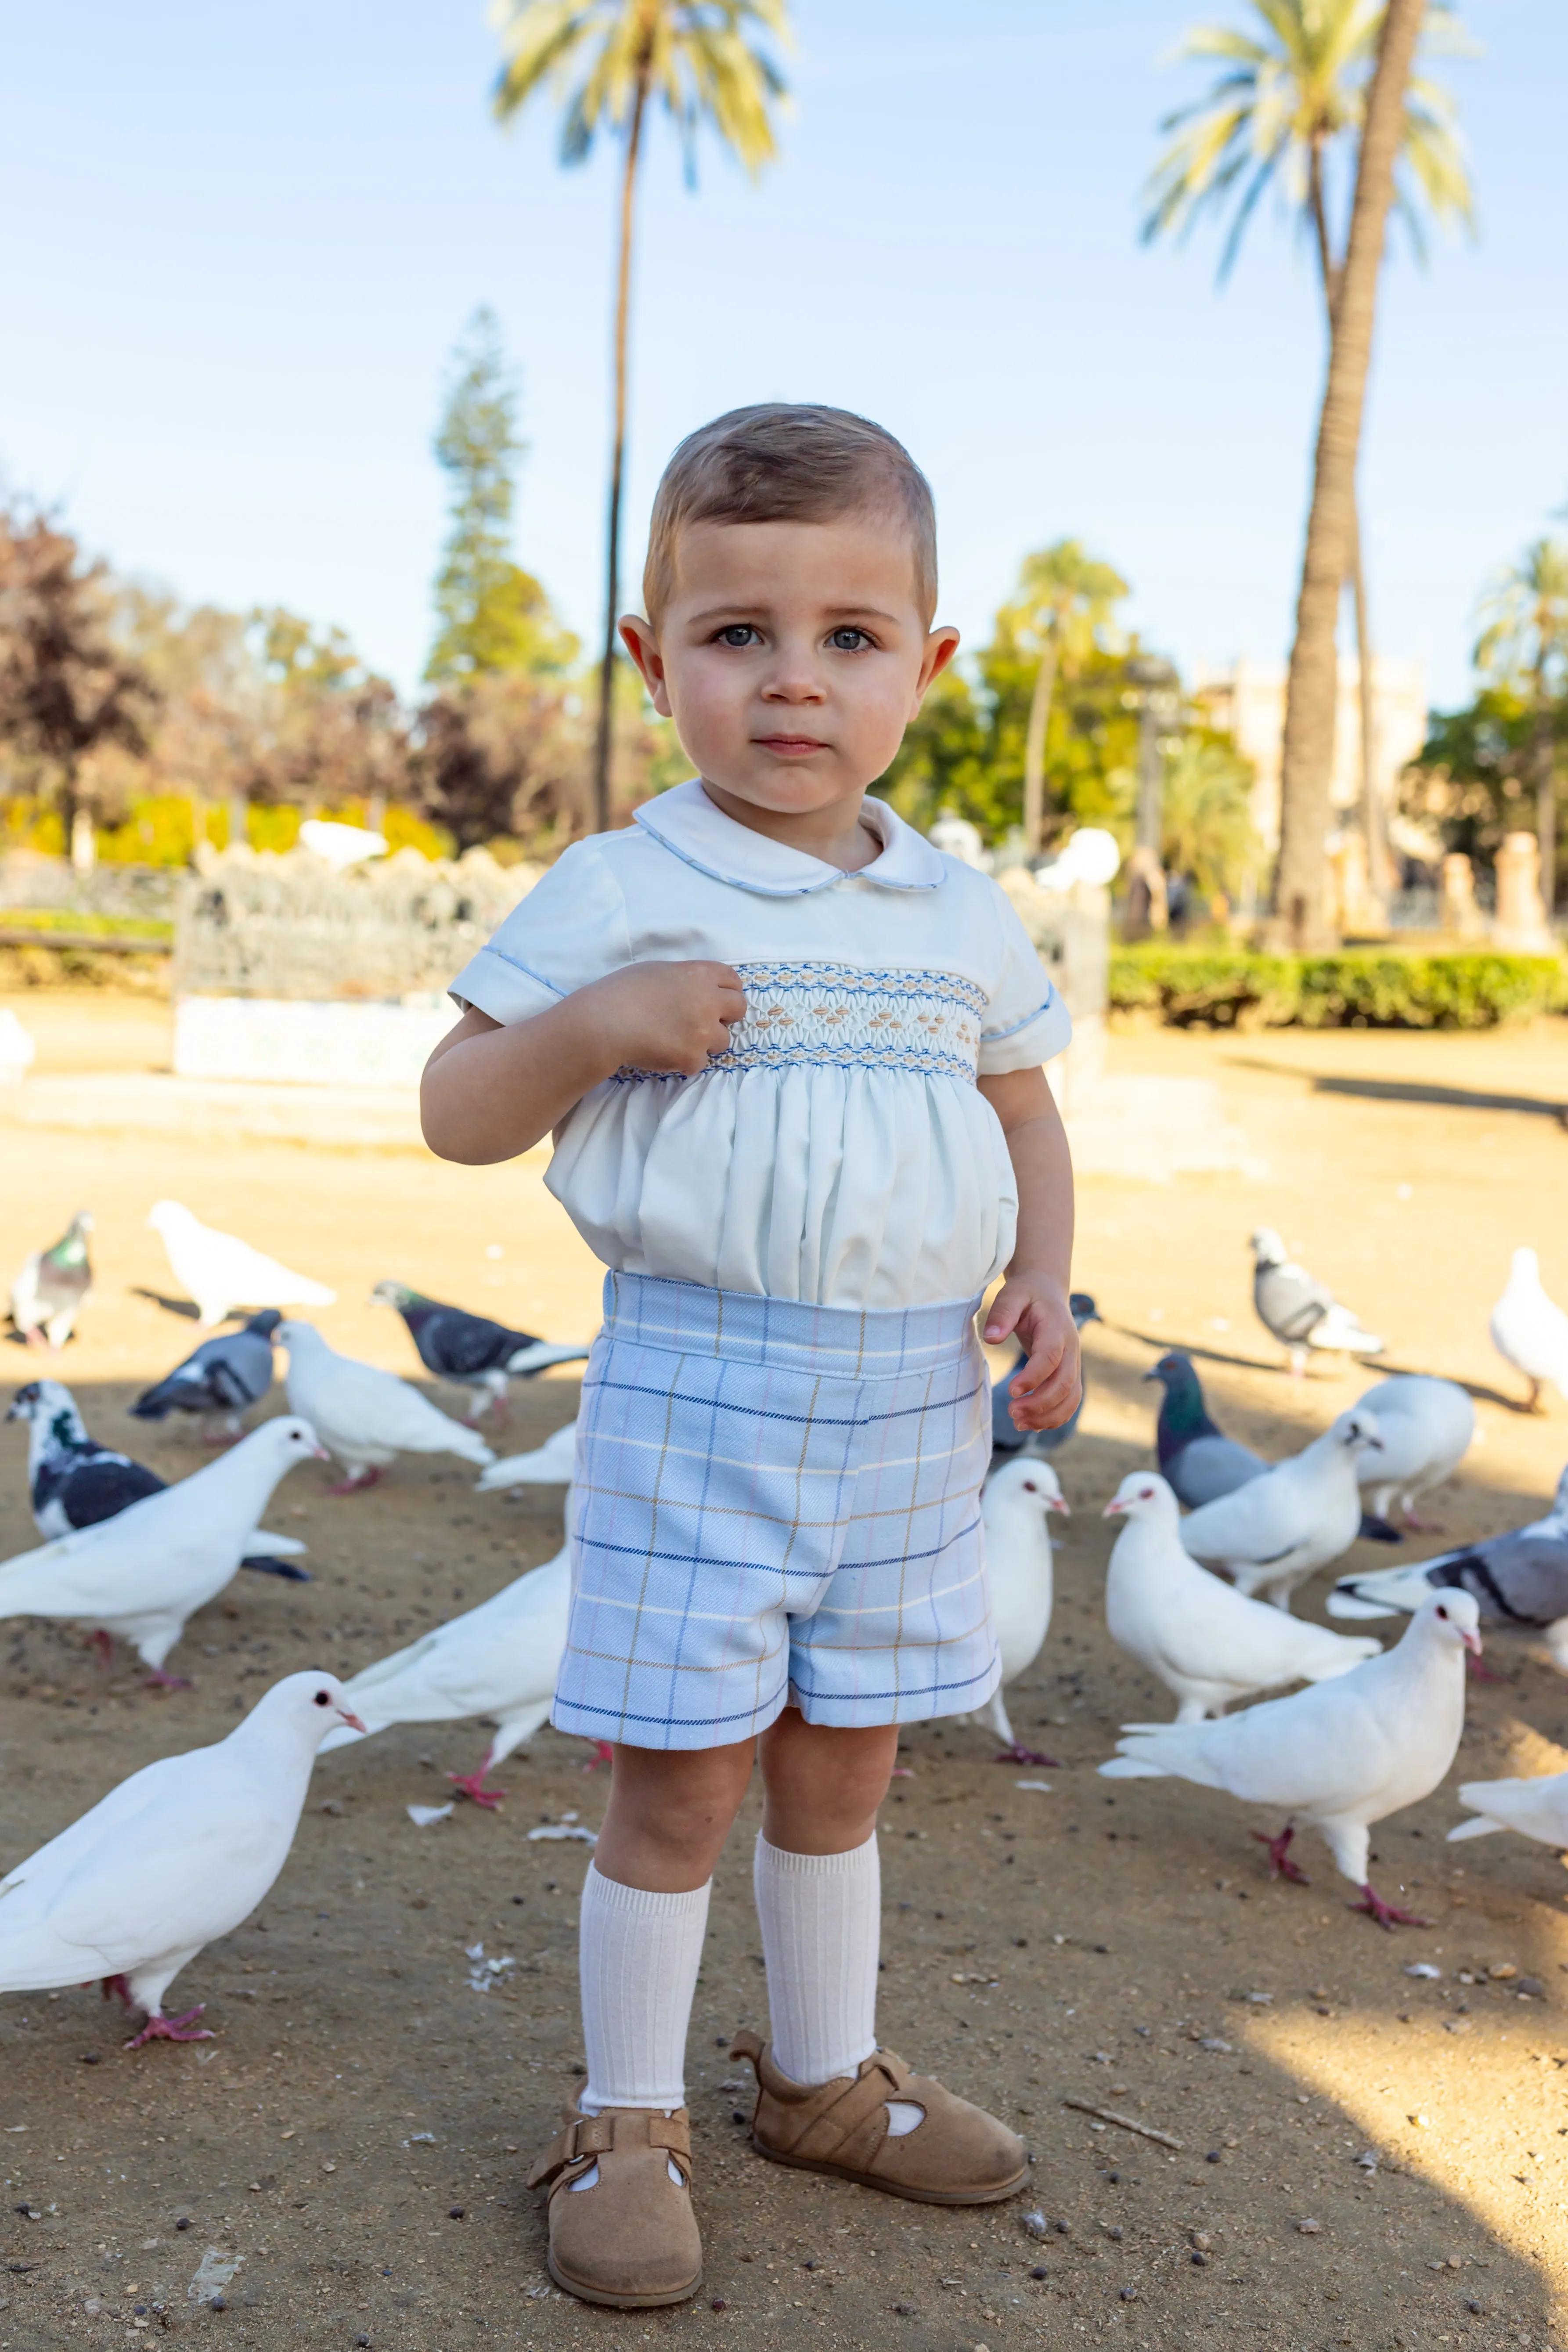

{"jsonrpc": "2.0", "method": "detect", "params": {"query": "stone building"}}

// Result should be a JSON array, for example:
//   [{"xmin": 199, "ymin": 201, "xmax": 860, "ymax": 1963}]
[{"xmin": 1194, "ymin": 656, "xmax": 1428, "ymax": 865}]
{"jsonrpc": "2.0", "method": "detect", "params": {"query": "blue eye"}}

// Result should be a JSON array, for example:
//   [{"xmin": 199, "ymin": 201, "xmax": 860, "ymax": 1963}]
[
  {"xmin": 829, "ymin": 628, "xmax": 869, "ymax": 652},
  {"xmin": 719, "ymin": 625, "xmax": 757, "ymax": 648}
]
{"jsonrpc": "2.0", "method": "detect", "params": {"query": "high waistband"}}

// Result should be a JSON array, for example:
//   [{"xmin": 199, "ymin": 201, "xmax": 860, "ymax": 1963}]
[{"xmin": 600, "ymin": 1271, "xmax": 981, "ymax": 1379}]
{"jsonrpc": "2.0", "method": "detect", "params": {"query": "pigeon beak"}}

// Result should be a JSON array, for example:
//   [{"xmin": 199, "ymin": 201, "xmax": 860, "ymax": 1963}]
[
  {"xmin": 1461, "ymin": 1628, "xmax": 1483, "ymax": 1659},
  {"xmin": 311, "ymin": 1443, "xmax": 331, "ymax": 1461},
  {"xmin": 339, "ymin": 1709, "xmax": 368, "ymax": 1734},
  {"xmin": 1139, "ymin": 1368, "xmax": 1159, "ymax": 1383},
  {"xmin": 1102, "ymin": 1499, "xmax": 1128, "ymax": 1519},
  {"xmin": 1046, "ymin": 1494, "xmax": 1071, "ymax": 1516}
]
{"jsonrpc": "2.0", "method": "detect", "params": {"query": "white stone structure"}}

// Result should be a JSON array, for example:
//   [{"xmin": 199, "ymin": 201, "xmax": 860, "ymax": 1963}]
[{"xmin": 1195, "ymin": 657, "xmax": 1428, "ymax": 858}]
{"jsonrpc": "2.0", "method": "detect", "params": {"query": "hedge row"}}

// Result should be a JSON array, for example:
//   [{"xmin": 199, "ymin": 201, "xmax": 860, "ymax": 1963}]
[{"xmin": 1108, "ymin": 946, "xmax": 1568, "ymax": 1030}]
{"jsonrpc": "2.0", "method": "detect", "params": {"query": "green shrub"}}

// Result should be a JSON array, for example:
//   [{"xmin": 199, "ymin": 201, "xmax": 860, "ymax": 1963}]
[{"xmin": 1109, "ymin": 945, "xmax": 1566, "ymax": 1030}]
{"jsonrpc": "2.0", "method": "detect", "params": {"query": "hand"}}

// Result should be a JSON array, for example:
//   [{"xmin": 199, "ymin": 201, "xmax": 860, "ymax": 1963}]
[
  {"xmin": 984, "ymin": 1272, "xmax": 1081, "ymax": 1432},
  {"xmin": 576, "ymin": 960, "xmax": 747, "ymax": 1077}
]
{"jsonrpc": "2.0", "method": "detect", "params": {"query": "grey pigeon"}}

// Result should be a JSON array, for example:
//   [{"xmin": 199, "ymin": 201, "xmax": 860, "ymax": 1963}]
[
  {"xmin": 1144, "ymin": 1351, "xmax": 1269, "ymax": 1507},
  {"xmin": 371, "ymin": 1281, "xmax": 591, "ymax": 1423},
  {"xmin": 1328, "ymin": 1465, "xmax": 1568, "ymax": 1672},
  {"xmin": 1250, "ymin": 1227, "xmax": 1384, "ymax": 1378},
  {"xmin": 6, "ymin": 1380, "xmax": 309, "ymax": 1582},
  {"xmin": 131, "ymin": 1311, "xmax": 281, "ymax": 1441},
  {"xmin": 991, "ymin": 1292, "xmax": 1099, "ymax": 1458},
  {"xmin": 9, "ymin": 1211, "xmax": 94, "ymax": 1350}
]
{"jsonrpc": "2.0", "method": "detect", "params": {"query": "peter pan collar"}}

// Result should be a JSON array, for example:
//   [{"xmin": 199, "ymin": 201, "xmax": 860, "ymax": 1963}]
[{"xmin": 632, "ymin": 778, "xmax": 946, "ymax": 896}]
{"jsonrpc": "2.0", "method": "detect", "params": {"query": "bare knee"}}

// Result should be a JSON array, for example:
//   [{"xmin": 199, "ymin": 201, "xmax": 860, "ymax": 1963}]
[
  {"xmin": 594, "ymin": 1740, "xmax": 753, "ymax": 1891},
  {"xmin": 758, "ymin": 1713, "xmax": 898, "ymax": 1854}
]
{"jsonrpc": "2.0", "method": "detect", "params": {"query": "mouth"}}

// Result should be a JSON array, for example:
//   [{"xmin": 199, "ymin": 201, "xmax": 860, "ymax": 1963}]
[{"xmin": 754, "ymin": 735, "xmax": 830, "ymax": 758}]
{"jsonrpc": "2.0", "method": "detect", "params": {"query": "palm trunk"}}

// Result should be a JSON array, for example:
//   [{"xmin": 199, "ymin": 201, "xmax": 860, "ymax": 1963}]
[
  {"xmin": 1269, "ymin": 0, "xmax": 1426, "ymax": 952},
  {"xmin": 1348, "ymin": 511, "xmax": 1385, "ymax": 927},
  {"xmin": 1534, "ymin": 657, "xmax": 1557, "ymax": 921},
  {"xmin": 1021, "ymin": 635, "xmax": 1058, "ymax": 854},
  {"xmin": 591, "ymin": 69, "xmax": 649, "ymax": 837}
]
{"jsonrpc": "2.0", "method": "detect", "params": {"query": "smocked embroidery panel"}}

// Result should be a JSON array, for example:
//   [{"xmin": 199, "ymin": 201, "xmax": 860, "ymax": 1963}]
[{"xmin": 615, "ymin": 962, "xmax": 984, "ymax": 1084}]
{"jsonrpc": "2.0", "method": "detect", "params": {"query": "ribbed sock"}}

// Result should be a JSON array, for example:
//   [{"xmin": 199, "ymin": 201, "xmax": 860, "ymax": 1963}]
[
  {"xmin": 577, "ymin": 1862, "xmax": 710, "ymax": 2114},
  {"xmin": 752, "ymin": 1830, "xmax": 880, "ymax": 2087}
]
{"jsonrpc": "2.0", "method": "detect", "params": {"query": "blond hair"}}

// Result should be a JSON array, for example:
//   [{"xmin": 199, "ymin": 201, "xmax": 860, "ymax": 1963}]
[{"xmin": 642, "ymin": 403, "xmax": 937, "ymax": 624}]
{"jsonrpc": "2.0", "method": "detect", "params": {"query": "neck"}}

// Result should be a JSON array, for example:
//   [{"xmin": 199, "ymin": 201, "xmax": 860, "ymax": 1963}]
[{"xmin": 698, "ymin": 779, "xmax": 881, "ymax": 873}]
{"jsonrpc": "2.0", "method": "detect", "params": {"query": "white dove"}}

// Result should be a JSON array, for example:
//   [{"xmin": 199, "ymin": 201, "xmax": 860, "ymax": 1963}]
[
  {"xmin": 1490, "ymin": 1248, "xmax": 1568, "ymax": 1414},
  {"xmin": 0, "ymin": 1416, "xmax": 325, "ymax": 1681},
  {"xmin": 0, "ymin": 1670, "xmax": 365, "ymax": 2045},
  {"xmin": 1178, "ymin": 1406, "xmax": 1384, "ymax": 1610},
  {"xmin": 278, "ymin": 1321, "xmax": 494, "ymax": 1491},
  {"xmin": 1103, "ymin": 1472, "xmax": 1381, "ymax": 1724},
  {"xmin": 474, "ymin": 1419, "xmax": 579, "ymax": 1494},
  {"xmin": 1448, "ymin": 1769, "xmax": 1568, "ymax": 1852},
  {"xmin": 1100, "ymin": 1590, "xmax": 1481, "ymax": 1928},
  {"xmin": 970, "ymin": 1457, "xmax": 1068, "ymax": 1762},
  {"xmin": 148, "ymin": 1200, "xmax": 336, "ymax": 1329},
  {"xmin": 318, "ymin": 1541, "xmax": 580, "ymax": 1802},
  {"xmin": 1354, "ymin": 1374, "xmax": 1475, "ymax": 1533}
]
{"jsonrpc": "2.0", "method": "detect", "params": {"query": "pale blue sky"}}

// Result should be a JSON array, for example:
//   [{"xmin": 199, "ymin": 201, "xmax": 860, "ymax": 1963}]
[{"xmin": 1, "ymin": 1, "xmax": 1562, "ymax": 711}]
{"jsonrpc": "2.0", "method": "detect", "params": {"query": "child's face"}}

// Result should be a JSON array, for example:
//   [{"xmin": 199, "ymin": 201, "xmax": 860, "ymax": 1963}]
[{"xmin": 621, "ymin": 513, "xmax": 959, "ymax": 817}]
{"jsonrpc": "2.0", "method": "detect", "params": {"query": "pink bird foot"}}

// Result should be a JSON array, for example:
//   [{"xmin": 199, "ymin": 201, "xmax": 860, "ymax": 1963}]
[
  {"xmin": 580, "ymin": 1741, "xmax": 615, "ymax": 1773},
  {"xmin": 1402, "ymin": 1513, "xmax": 1445, "ymax": 1534},
  {"xmin": 448, "ymin": 1763, "xmax": 505, "ymax": 1810},
  {"xmin": 1466, "ymin": 1649, "xmax": 1510, "ymax": 1686},
  {"xmin": 100, "ymin": 1974, "xmax": 135, "ymax": 2010},
  {"xmin": 1350, "ymin": 1882, "xmax": 1432, "ymax": 1931},
  {"xmin": 86, "ymin": 1630, "xmax": 115, "ymax": 1668},
  {"xmin": 143, "ymin": 1668, "xmax": 193, "ymax": 1692},
  {"xmin": 1252, "ymin": 1825, "xmax": 1310, "ymax": 1885},
  {"xmin": 995, "ymin": 1744, "xmax": 1060, "ymax": 1767},
  {"xmin": 124, "ymin": 2006, "xmax": 213, "ymax": 2049},
  {"xmin": 328, "ymin": 1466, "xmax": 382, "ymax": 1495}
]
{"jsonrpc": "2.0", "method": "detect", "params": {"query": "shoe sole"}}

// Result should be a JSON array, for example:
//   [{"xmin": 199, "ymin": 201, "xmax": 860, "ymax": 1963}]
[
  {"xmin": 545, "ymin": 2251, "xmax": 704, "ymax": 2310},
  {"xmin": 749, "ymin": 2132, "xmax": 1028, "ymax": 2206}
]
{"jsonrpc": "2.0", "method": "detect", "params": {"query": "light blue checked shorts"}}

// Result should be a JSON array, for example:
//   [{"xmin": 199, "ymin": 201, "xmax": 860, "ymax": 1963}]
[{"xmin": 552, "ymin": 1272, "xmax": 1001, "ymax": 1751}]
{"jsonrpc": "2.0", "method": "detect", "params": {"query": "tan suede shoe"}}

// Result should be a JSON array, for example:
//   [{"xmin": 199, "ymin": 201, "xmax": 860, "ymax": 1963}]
[
  {"xmin": 526, "ymin": 2103, "xmax": 702, "ymax": 2309},
  {"xmin": 731, "ymin": 2029, "xmax": 1028, "ymax": 2206}
]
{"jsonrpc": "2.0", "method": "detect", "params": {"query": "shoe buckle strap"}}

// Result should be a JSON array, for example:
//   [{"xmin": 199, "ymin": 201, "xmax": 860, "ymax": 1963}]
[{"xmin": 525, "ymin": 2113, "xmax": 613, "ymax": 2189}]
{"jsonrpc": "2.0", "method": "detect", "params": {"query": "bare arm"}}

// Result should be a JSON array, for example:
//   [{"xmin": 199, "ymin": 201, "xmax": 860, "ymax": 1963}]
[
  {"xmin": 976, "ymin": 1065, "xmax": 1079, "ymax": 1431},
  {"xmin": 420, "ymin": 962, "xmax": 747, "ymax": 1166}
]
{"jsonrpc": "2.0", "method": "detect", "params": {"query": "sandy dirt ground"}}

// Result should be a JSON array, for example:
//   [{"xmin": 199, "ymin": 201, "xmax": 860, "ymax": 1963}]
[{"xmin": 3, "ymin": 992, "xmax": 1568, "ymax": 2352}]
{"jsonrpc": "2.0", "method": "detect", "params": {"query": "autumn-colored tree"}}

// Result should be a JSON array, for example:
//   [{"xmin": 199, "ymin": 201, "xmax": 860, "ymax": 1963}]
[{"xmin": 0, "ymin": 507, "xmax": 157, "ymax": 863}]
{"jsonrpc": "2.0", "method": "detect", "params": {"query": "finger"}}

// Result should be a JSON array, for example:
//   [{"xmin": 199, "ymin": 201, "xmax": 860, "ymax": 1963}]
[
  {"xmin": 1009, "ymin": 1338, "xmax": 1068, "ymax": 1396},
  {"xmin": 981, "ymin": 1291, "xmax": 1022, "ymax": 1343},
  {"xmin": 1013, "ymin": 1372, "xmax": 1080, "ymax": 1430},
  {"xmin": 1011, "ymin": 1356, "xmax": 1077, "ymax": 1419}
]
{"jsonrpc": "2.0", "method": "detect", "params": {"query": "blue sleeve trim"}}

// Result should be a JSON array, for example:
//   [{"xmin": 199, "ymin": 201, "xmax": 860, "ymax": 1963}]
[{"xmin": 980, "ymin": 988, "xmax": 1058, "ymax": 1043}]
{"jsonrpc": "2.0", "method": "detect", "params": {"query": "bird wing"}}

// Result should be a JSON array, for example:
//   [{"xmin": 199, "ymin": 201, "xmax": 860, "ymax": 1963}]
[
  {"xmin": 1455, "ymin": 1773, "xmax": 1568, "ymax": 1846},
  {"xmin": 56, "ymin": 1458, "xmax": 167, "ymax": 1529},
  {"xmin": 1168, "ymin": 1434, "xmax": 1269, "ymax": 1509},
  {"xmin": 302, "ymin": 1357, "xmax": 492, "ymax": 1460},
  {"xmin": 1178, "ymin": 1464, "xmax": 1302, "ymax": 1564},
  {"xmin": 191, "ymin": 1228, "xmax": 335, "ymax": 1307},
  {"xmin": 474, "ymin": 1423, "xmax": 577, "ymax": 1488},
  {"xmin": 0, "ymin": 1757, "xmax": 288, "ymax": 1988},
  {"xmin": 1255, "ymin": 1261, "xmax": 1337, "ymax": 1342},
  {"xmin": 421, "ymin": 1309, "xmax": 514, "ymax": 1379},
  {"xmin": 1118, "ymin": 1667, "xmax": 1405, "ymax": 1813},
  {"xmin": 9, "ymin": 1253, "xmax": 42, "ymax": 1324},
  {"xmin": 333, "ymin": 1555, "xmax": 569, "ymax": 1730}
]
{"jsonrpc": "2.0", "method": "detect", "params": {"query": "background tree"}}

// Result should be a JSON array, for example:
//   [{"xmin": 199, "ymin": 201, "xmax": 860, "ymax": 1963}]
[
  {"xmin": 1005, "ymin": 541, "xmax": 1129, "ymax": 851},
  {"xmin": 1473, "ymin": 537, "xmax": 1568, "ymax": 912},
  {"xmin": 0, "ymin": 507, "xmax": 157, "ymax": 866},
  {"xmin": 1160, "ymin": 735, "xmax": 1261, "ymax": 916},
  {"xmin": 1266, "ymin": 0, "xmax": 1431, "ymax": 948},
  {"xmin": 1143, "ymin": 0, "xmax": 1472, "ymax": 926},
  {"xmin": 426, "ymin": 308, "xmax": 576, "ymax": 685},
  {"xmin": 490, "ymin": 0, "xmax": 790, "ymax": 832}
]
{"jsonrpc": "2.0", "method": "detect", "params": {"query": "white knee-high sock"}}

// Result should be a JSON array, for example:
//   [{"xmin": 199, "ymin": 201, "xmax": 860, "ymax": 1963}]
[
  {"xmin": 752, "ymin": 1830, "xmax": 880, "ymax": 2087},
  {"xmin": 578, "ymin": 1862, "xmax": 710, "ymax": 2113}
]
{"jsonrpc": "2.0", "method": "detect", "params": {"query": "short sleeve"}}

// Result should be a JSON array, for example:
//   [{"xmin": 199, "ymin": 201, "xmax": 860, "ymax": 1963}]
[
  {"xmin": 448, "ymin": 842, "xmax": 633, "ymax": 1024},
  {"xmin": 977, "ymin": 887, "xmax": 1074, "ymax": 1075}
]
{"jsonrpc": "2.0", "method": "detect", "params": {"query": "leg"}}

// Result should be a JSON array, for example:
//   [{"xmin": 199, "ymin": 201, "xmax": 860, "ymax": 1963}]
[
  {"xmin": 1349, "ymin": 1882, "xmax": 1432, "ymax": 1930},
  {"xmin": 1526, "ymin": 1377, "xmax": 1544, "ymax": 1415},
  {"xmin": 87, "ymin": 1630, "xmax": 114, "ymax": 1668},
  {"xmin": 327, "ymin": 1464, "xmax": 382, "ymax": 1495},
  {"xmin": 448, "ymin": 1746, "xmax": 505, "ymax": 1810},
  {"xmin": 124, "ymin": 2006, "xmax": 213, "ymax": 2049},
  {"xmin": 1252, "ymin": 1822, "xmax": 1310, "ymax": 1884},
  {"xmin": 143, "ymin": 1667, "xmax": 193, "ymax": 1692}
]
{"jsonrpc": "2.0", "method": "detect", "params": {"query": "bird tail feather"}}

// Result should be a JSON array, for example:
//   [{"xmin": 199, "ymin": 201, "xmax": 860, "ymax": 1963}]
[{"xmin": 1445, "ymin": 1815, "xmax": 1500, "ymax": 1841}]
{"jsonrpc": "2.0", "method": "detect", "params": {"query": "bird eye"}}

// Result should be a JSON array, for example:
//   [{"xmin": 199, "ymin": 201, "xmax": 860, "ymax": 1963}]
[
  {"xmin": 1141, "ymin": 1487, "xmax": 1154, "ymax": 1499},
  {"xmin": 1436, "ymin": 1606, "xmax": 1449, "ymax": 1621},
  {"xmin": 1023, "ymin": 1480, "xmax": 1038, "ymax": 1493},
  {"xmin": 314, "ymin": 1689, "xmax": 330, "ymax": 1706}
]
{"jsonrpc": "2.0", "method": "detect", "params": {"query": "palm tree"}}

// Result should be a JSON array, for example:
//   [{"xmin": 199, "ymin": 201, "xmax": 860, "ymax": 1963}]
[
  {"xmin": 1004, "ymin": 541, "xmax": 1129, "ymax": 853},
  {"xmin": 1475, "ymin": 537, "xmax": 1568, "ymax": 915},
  {"xmin": 1143, "ymin": 0, "xmax": 1473, "ymax": 934},
  {"xmin": 490, "ymin": 0, "xmax": 790, "ymax": 833}
]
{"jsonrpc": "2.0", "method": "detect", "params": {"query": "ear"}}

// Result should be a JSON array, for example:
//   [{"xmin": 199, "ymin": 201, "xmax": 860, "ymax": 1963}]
[
  {"xmin": 620, "ymin": 613, "xmax": 672, "ymax": 718},
  {"xmin": 910, "ymin": 624, "xmax": 961, "ymax": 717}
]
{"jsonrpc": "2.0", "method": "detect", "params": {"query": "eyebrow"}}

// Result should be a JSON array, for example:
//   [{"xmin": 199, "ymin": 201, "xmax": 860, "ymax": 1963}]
[{"xmin": 685, "ymin": 603, "xmax": 905, "ymax": 627}]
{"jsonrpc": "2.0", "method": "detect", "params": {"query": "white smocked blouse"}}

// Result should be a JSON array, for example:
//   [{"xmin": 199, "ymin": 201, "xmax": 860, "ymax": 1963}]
[{"xmin": 449, "ymin": 781, "xmax": 1071, "ymax": 1311}]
